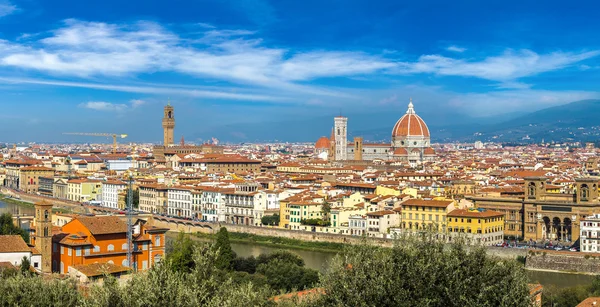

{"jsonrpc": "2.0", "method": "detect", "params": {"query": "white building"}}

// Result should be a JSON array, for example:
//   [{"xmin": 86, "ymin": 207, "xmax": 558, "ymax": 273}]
[
  {"xmin": 334, "ymin": 116, "xmax": 348, "ymax": 161},
  {"xmin": 200, "ymin": 187, "xmax": 227, "ymax": 222},
  {"xmin": 580, "ymin": 214, "xmax": 600, "ymax": 253},
  {"xmin": 348, "ymin": 215, "xmax": 367, "ymax": 236},
  {"xmin": 106, "ymin": 159, "xmax": 134, "ymax": 171},
  {"xmin": 100, "ymin": 180, "xmax": 127, "ymax": 209},
  {"xmin": 167, "ymin": 187, "xmax": 193, "ymax": 218},
  {"xmin": 0, "ymin": 235, "xmax": 42, "ymax": 272},
  {"xmin": 366, "ymin": 210, "xmax": 401, "ymax": 237}
]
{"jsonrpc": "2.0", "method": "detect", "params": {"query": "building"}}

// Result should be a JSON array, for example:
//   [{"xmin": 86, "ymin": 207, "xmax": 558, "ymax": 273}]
[
  {"xmin": 446, "ymin": 208, "xmax": 504, "ymax": 246},
  {"xmin": 53, "ymin": 216, "xmax": 168, "ymax": 274},
  {"xmin": 39, "ymin": 176, "xmax": 54, "ymax": 197},
  {"xmin": 318, "ymin": 98, "xmax": 435, "ymax": 164},
  {"xmin": 153, "ymin": 103, "xmax": 224, "ymax": 161},
  {"xmin": 469, "ymin": 176, "xmax": 600, "ymax": 242},
  {"xmin": 580, "ymin": 214, "xmax": 600, "ymax": 253},
  {"xmin": 33, "ymin": 201, "xmax": 53, "ymax": 273},
  {"xmin": 18, "ymin": 166, "xmax": 54, "ymax": 194},
  {"xmin": 167, "ymin": 187, "xmax": 193, "ymax": 218},
  {"xmin": 0, "ymin": 235, "xmax": 41, "ymax": 272},
  {"xmin": 67, "ymin": 179, "xmax": 103, "ymax": 202},
  {"xmin": 101, "ymin": 180, "xmax": 127, "ymax": 209},
  {"xmin": 400, "ymin": 199, "xmax": 456, "ymax": 232},
  {"xmin": 366, "ymin": 210, "xmax": 400, "ymax": 237},
  {"xmin": 53, "ymin": 178, "xmax": 69, "ymax": 200},
  {"xmin": 139, "ymin": 184, "xmax": 168, "ymax": 214}
]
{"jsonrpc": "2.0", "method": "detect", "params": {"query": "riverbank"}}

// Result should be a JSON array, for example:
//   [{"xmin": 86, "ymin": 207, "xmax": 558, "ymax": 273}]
[
  {"xmin": 191, "ymin": 231, "xmax": 344, "ymax": 253},
  {"xmin": 0, "ymin": 193, "xmax": 34, "ymax": 208}
]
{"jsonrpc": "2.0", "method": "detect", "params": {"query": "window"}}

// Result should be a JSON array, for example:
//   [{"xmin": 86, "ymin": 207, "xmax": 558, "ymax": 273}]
[
  {"xmin": 107, "ymin": 244, "xmax": 114, "ymax": 252},
  {"xmin": 142, "ymin": 260, "xmax": 148, "ymax": 270},
  {"xmin": 122, "ymin": 243, "xmax": 128, "ymax": 250},
  {"xmin": 75, "ymin": 247, "xmax": 81, "ymax": 256},
  {"xmin": 53, "ymin": 243, "xmax": 57, "ymax": 253},
  {"xmin": 94, "ymin": 245, "xmax": 100, "ymax": 253},
  {"xmin": 68, "ymin": 248, "xmax": 72, "ymax": 256},
  {"xmin": 155, "ymin": 235, "xmax": 161, "ymax": 247}
]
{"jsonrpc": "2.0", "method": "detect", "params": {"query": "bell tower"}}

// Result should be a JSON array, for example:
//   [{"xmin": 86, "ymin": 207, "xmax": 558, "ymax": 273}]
[
  {"xmin": 524, "ymin": 176, "xmax": 547, "ymax": 201},
  {"xmin": 34, "ymin": 200, "xmax": 53, "ymax": 274},
  {"xmin": 162, "ymin": 102, "xmax": 175, "ymax": 146},
  {"xmin": 575, "ymin": 177, "xmax": 599, "ymax": 203}
]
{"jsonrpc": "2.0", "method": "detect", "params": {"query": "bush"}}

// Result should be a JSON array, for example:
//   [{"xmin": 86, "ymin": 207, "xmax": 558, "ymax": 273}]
[
  {"xmin": 300, "ymin": 218, "xmax": 330, "ymax": 227},
  {"xmin": 256, "ymin": 258, "xmax": 319, "ymax": 292},
  {"xmin": 261, "ymin": 214, "xmax": 279, "ymax": 226}
]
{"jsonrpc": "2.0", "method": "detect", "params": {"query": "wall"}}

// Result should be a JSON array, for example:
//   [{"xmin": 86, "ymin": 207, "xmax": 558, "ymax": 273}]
[
  {"xmin": 526, "ymin": 250, "xmax": 600, "ymax": 274},
  {"xmin": 0, "ymin": 251, "xmax": 31, "ymax": 267},
  {"xmin": 149, "ymin": 217, "xmax": 529, "ymax": 260}
]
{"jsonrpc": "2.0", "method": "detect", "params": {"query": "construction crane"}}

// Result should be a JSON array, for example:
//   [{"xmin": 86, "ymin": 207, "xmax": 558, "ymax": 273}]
[{"xmin": 63, "ymin": 133, "xmax": 128, "ymax": 154}]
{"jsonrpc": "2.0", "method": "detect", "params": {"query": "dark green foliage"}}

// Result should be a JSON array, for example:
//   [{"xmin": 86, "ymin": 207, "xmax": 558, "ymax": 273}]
[
  {"xmin": 198, "ymin": 232, "xmax": 344, "ymax": 252},
  {"xmin": 256, "ymin": 258, "xmax": 319, "ymax": 293},
  {"xmin": 213, "ymin": 227, "xmax": 236, "ymax": 270},
  {"xmin": 20, "ymin": 256, "xmax": 31, "ymax": 276},
  {"xmin": 516, "ymin": 255, "xmax": 526, "ymax": 265},
  {"xmin": 125, "ymin": 188, "xmax": 140, "ymax": 209},
  {"xmin": 229, "ymin": 271, "xmax": 269, "ymax": 288},
  {"xmin": 256, "ymin": 250, "xmax": 305, "ymax": 267},
  {"xmin": 0, "ymin": 213, "xmax": 29, "ymax": 243},
  {"xmin": 261, "ymin": 214, "xmax": 279, "ymax": 226},
  {"xmin": 166, "ymin": 232, "xmax": 195, "ymax": 273},
  {"xmin": 233, "ymin": 256, "xmax": 258, "ymax": 274},
  {"xmin": 543, "ymin": 275, "xmax": 600, "ymax": 307},
  {"xmin": 300, "ymin": 218, "xmax": 330, "ymax": 227},
  {"xmin": 311, "ymin": 234, "xmax": 531, "ymax": 307}
]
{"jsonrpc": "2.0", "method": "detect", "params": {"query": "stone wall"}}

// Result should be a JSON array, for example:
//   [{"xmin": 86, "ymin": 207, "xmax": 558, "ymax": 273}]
[{"xmin": 526, "ymin": 250, "xmax": 600, "ymax": 274}]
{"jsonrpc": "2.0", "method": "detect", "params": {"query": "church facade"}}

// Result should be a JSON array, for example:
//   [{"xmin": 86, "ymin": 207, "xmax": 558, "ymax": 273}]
[{"xmin": 315, "ymin": 99, "xmax": 436, "ymax": 165}]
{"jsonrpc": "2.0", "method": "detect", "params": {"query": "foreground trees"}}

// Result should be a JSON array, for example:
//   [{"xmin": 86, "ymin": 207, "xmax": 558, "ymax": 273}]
[
  {"xmin": 0, "ymin": 213, "xmax": 29, "ymax": 242},
  {"xmin": 0, "ymin": 231, "xmax": 534, "ymax": 306}
]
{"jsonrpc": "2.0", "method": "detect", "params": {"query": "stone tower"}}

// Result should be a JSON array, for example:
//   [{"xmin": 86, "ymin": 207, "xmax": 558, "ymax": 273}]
[
  {"xmin": 354, "ymin": 137, "xmax": 363, "ymax": 161},
  {"xmin": 34, "ymin": 201, "xmax": 53, "ymax": 274},
  {"xmin": 162, "ymin": 103, "xmax": 175, "ymax": 146},
  {"xmin": 334, "ymin": 116, "xmax": 348, "ymax": 161}
]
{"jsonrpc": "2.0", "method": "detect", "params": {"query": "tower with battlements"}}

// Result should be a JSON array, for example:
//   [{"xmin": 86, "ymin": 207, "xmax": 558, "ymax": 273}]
[{"xmin": 162, "ymin": 103, "xmax": 175, "ymax": 146}]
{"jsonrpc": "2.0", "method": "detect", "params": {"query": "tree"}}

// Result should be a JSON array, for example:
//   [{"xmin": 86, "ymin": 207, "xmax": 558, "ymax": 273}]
[
  {"xmin": 312, "ymin": 234, "xmax": 531, "ymax": 307},
  {"xmin": 125, "ymin": 188, "xmax": 140, "ymax": 209},
  {"xmin": 321, "ymin": 201, "xmax": 331, "ymax": 219},
  {"xmin": 166, "ymin": 232, "xmax": 196, "ymax": 273},
  {"xmin": 256, "ymin": 258, "xmax": 319, "ymax": 292},
  {"xmin": 0, "ymin": 213, "xmax": 29, "ymax": 243},
  {"xmin": 261, "ymin": 214, "xmax": 279, "ymax": 226},
  {"xmin": 213, "ymin": 227, "xmax": 235, "ymax": 270},
  {"xmin": 19, "ymin": 256, "xmax": 31, "ymax": 276}
]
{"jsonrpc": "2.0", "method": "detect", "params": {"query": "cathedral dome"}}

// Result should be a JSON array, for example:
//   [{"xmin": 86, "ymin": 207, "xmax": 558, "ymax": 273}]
[
  {"xmin": 315, "ymin": 136, "xmax": 330, "ymax": 149},
  {"xmin": 391, "ymin": 100, "xmax": 430, "ymax": 138}
]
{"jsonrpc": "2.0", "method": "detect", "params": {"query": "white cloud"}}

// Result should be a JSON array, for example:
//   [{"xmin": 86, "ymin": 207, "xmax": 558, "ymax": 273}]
[
  {"xmin": 396, "ymin": 49, "xmax": 600, "ymax": 81},
  {"xmin": 79, "ymin": 101, "xmax": 128, "ymax": 112},
  {"xmin": 446, "ymin": 45, "xmax": 466, "ymax": 53},
  {"xmin": 129, "ymin": 99, "xmax": 145, "ymax": 108},
  {"xmin": 0, "ymin": 1, "xmax": 17, "ymax": 18}
]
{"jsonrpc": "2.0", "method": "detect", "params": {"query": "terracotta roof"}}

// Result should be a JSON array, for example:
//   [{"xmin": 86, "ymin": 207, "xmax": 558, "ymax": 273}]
[
  {"xmin": 366, "ymin": 210, "xmax": 395, "ymax": 217},
  {"xmin": 391, "ymin": 103, "xmax": 430, "ymax": 138},
  {"xmin": 72, "ymin": 262, "xmax": 131, "ymax": 277},
  {"xmin": 76, "ymin": 216, "xmax": 127, "ymax": 235},
  {"xmin": 20, "ymin": 166, "xmax": 54, "ymax": 171},
  {"xmin": 315, "ymin": 136, "xmax": 330, "ymax": 149},
  {"xmin": 0, "ymin": 235, "xmax": 30, "ymax": 253},
  {"xmin": 402, "ymin": 199, "xmax": 454, "ymax": 208},
  {"xmin": 0, "ymin": 262, "xmax": 16, "ymax": 270},
  {"xmin": 577, "ymin": 297, "xmax": 600, "ymax": 307}
]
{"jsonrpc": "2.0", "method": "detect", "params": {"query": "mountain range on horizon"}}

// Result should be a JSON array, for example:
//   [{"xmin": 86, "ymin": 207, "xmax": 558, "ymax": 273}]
[{"xmin": 190, "ymin": 100, "xmax": 600, "ymax": 144}]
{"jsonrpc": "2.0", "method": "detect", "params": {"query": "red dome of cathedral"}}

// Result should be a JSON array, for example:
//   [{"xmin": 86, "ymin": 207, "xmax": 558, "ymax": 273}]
[
  {"xmin": 391, "ymin": 100, "xmax": 430, "ymax": 138},
  {"xmin": 315, "ymin": 136, "xmax": 330, "ymax": 149}
]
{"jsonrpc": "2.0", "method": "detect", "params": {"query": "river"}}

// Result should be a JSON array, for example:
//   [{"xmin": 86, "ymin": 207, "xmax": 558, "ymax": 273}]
[{"xmin": 1, "ymin": 200, "xmax": 593, "ymax": 290}]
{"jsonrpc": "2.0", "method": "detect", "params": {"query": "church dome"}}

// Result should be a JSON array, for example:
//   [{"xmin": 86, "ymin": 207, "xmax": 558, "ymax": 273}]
[
  {"xmin": 315, "ymin": 136, "xmax": 330, "ymax": 149},
  {"xmin": 391, "ymin": 100, "xmax": 430, "ymax": 138}
]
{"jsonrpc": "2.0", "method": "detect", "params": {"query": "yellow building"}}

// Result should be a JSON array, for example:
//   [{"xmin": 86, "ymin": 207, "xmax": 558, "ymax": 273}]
[
  {"xmin": 401, "ymin": 199, "xmax": 455, "ymax": 231},
  {"xmin": 19, "ymin": 166, "xmax": 55, "ymax": 194},
  {"xmin": 342, "ymin": 192, "xmax": 366, "ymax": 207},
  {"xmin": 375, "ymin": 186, "xmax": 401, "ymax": 197},
  {"xmin": 447, "ymin": 208, "xmax": 504, "ymax": 246},
  {"xmin": 288, "ymin": 202, "xmax": 325, "ymax": 230},
  {"xmin": 401, "ymin": 187, "xmax": 419, "ymax": 198},
  {"xmin": 67, "ymin": 179, "xmax": 103, "ymax": 202}
]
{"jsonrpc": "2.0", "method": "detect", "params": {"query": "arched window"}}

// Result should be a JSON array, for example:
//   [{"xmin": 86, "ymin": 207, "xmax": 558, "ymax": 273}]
[
  {"xmin": 44, "ymin": 210, "xmax": 49, "ymax": 220},
  {"xmin": 122, "ymin": 259, "xmax": 129, "ymax": 267},
  {"xmin": 108, "ymin": 260, "xmax": 114, "ymax": 265},
  {"xmin": 94, "ymin": 245, "xmax": 100, "ymax": 253},
  {"xmin": 581, "ymin": 184, "xmax": 590, "ymax": 201},
  {"xmin": 43, "ymin": 227, "xmax": 48, "ymax": 237},
  {"xmin": 528, "ymin": 182, "xmax": 536, "ymax": 199},
  {"xmin": 122, "ymin": 243, "xmax": 128, "ymax": 250},
  {"xmin": 107, "ymin": 244, "xmax": 114, "ymax": 252},
  {"xmin": 168, "ymin": 111, "xmax": 172, "ymax": 118}
]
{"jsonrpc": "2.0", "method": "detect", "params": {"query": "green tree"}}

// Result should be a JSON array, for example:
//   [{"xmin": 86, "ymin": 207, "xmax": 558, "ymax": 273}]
[
  {"xmin": 321, "ymin": 201, "xmax": 331, "ymax": 220},
  {"xmin": 213, "ymin": 227, "xmax": 235, "ymax": 270},
  {"xmin": 256, "ymin": 250, "xmax": 305, "ymax": 267},
  {"xmin": 125, "ymin": 188, "xmax": 140, "ymax": 209},
  {"xmin": 0, "ymin": 213, "xmax": 29, "ymax": 243},
  {"xmin": 256, "ymin": 258, "xmax": 319, "ymax": 292},
  {"xmin": 312, "ymin": 234, "xmax": 531, "ymax": 307},
  {"xmin": 261, "ymin": 214, "xmax": 279, "ymax": 226},
  {"xmin": 166, "ymin": 232, "xmax": 196, "ymax": 273},
  {"xmin": 19, "ymin": 256, "xmax": 31, "ymax": 276}
]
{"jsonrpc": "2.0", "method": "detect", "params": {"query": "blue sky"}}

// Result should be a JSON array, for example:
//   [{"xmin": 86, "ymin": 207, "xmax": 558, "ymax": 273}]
[{"xmin": 1, "ymin": 0, "xmax": 600, "ymax": 143}]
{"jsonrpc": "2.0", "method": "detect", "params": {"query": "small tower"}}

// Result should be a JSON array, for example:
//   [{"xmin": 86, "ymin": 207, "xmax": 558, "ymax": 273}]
[
  {"xmin": 162, "ymin": 102, "xmax": 175, "ymax": 146},
  {"xmin": 575, "ymin": 177, "xmax": 599, "ymax": 203},
  {"xmin": 354, "ymin": 137, "xmax": 363, "ymax": 161},
  {"xmin": 34, "ymin": 200, "xmax": 53, "ymax": 274},
  {"xmin": 180, "ymin": 135, "xmax": 185, "ymax": 146},
  {"xmin": 524, "ymin": 177, "xmax": 547, "ymax": 201},
  {"xmin": 334, "ymin": 116, "xmax": 348, "ymax": 161}
]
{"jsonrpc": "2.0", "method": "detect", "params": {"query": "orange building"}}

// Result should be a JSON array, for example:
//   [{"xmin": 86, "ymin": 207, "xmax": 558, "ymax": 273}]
[{"xmin": 52, "ymin": 216, "xmax": 168, "ymax": 275}]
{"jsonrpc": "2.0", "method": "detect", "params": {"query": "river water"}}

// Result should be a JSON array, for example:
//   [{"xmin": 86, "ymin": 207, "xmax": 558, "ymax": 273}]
[{"xmin": 1, "ymin": 199, "xmax": 591, "ymax": 290}]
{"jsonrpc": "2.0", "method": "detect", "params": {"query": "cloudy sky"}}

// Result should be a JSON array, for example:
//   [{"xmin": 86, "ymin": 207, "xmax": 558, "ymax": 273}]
[{"xmin": 0, "ymin": 0, "xmax": 599, "ymax": 143}]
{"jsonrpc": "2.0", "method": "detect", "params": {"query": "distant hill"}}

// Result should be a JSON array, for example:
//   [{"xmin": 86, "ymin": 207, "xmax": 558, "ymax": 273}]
[{"xmin": 454, "ymin": 99, "xmax": 600, "ymax": 143}]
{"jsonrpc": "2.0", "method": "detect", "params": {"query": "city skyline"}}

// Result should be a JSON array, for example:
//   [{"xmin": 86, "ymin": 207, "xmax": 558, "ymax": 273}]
[{"xmin": 1, "ymin": 0, "xmax": 600, "ymax": 142}]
